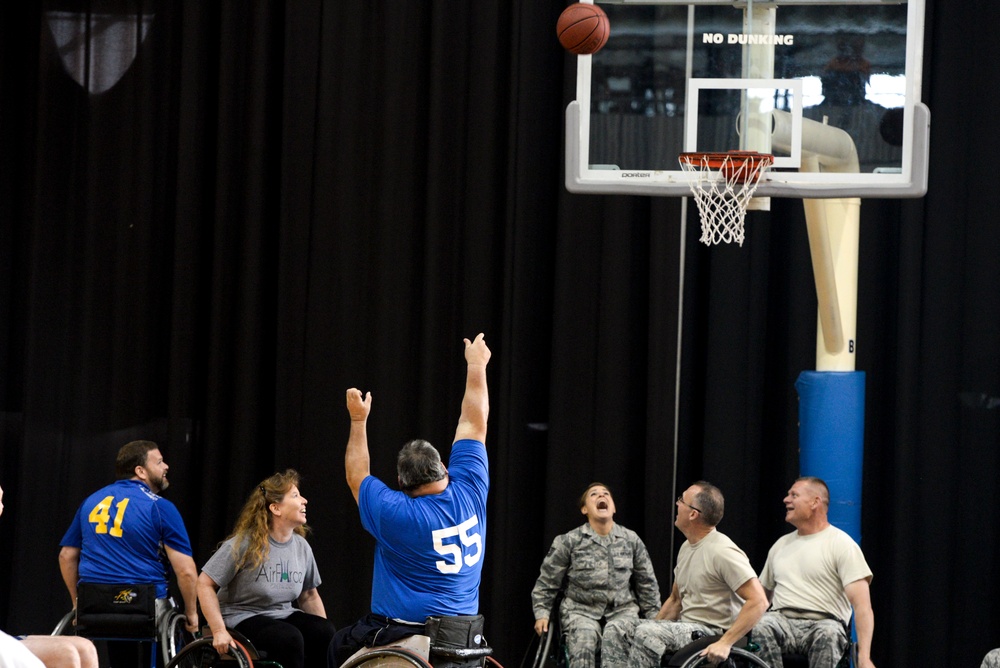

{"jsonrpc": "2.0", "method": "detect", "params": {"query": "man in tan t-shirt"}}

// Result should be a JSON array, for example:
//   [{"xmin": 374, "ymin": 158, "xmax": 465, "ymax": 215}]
[
  {"xmin": 602, "ymin": 481, "xmax": 768, "ymax": 667},
  {"xmin": 754, "ymin": 477, "xmax": 876, "ymax": 668}
]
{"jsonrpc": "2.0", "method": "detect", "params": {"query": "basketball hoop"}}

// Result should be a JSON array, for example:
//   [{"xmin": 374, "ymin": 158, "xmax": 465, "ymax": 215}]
[{"xmin": 678, "ymin": 151, "xmax": 774, "ymax": 246}]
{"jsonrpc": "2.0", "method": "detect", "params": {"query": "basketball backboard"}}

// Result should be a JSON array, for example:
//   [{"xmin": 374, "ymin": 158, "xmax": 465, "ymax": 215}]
[{"xmin": 565, "ymin": 0, "xmax": 929, "ymax": 198}]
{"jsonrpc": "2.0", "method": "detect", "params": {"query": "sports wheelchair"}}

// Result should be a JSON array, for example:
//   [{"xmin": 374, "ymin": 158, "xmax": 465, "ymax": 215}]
[
  {"xmin": 162, "ymin": 627, "xmax": 283, "ymax": 668},
  {"xmin": 339, "ymin": 615, "xmax": 497, "ymax": 668},
  {"xmin": 660, "ymin": 632, "xmax": 771, "ymax": 668},
  {"xmin": 52, "ymin": 583, "xmax": 190, "ymax": 667}
]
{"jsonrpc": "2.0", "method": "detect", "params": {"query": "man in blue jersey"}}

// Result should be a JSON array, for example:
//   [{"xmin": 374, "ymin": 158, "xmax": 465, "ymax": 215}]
[
  {"xmin": 329, "ymin": 333, "xmax": 491, "ymax": 666},
  {"xmin": 59, "ymin": 441, "xmax": 199, "ymax": 665}
]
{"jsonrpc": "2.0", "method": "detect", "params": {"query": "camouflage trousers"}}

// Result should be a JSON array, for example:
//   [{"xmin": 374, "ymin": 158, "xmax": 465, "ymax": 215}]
[
  {"xmin": 601, "ymin": 618, "xmax": 717, "ymax": 668},
  {"xmin": 559, "ymin": 598, "xmax": 640, "ymax": 668},
  {"xmin": 752, "ymin": 611, "xmax": 849, "ymax": 668},
  {"xmin": 981, "ymin": 648, "xmax": 1000, "ymax": 668}
]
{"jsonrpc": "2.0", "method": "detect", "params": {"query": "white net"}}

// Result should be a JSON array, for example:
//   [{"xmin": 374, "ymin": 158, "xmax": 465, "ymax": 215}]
[{"xmin": 678, "ymin": 152, "xmax": 773, "ymax": 246}]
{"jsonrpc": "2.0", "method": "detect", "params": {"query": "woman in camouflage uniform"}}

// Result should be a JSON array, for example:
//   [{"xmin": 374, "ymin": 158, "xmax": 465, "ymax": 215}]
[{"xmin": 531, "ymin": 483, "xmax": 661, "ymax": 667}]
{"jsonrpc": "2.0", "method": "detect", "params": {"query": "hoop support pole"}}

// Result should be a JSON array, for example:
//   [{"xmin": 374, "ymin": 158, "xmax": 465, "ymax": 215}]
[
  {"xmin": 800, "ymin": 158, "xmax": 860, "ymax": 371},
  {"xmin": 803, "ymin": 193, "xmax": 844, "ymax": 354}
]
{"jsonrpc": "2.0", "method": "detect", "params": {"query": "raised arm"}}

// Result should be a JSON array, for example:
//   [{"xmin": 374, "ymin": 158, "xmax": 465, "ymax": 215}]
[
  {"xmin": 454, "ymin": 333, "xmax": 491, "ymax": 444},
  {"xmin": 345, "ymin": 388, "xmax": 373, "ymax": 504}
]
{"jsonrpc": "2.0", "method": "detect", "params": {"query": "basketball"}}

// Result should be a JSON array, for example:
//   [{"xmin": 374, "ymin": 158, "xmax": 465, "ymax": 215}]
[{"xmin": 556, "ymin": 3, "xmax": 610, "ymax": 56}]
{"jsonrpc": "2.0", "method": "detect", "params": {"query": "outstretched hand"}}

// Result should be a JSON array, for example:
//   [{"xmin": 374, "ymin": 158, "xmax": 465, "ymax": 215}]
[
  {"xmin": 346, "ymin": 388, "xmax": 372, "ymax": 421},
  {"xmin": 464, "ymin": 333, "xmax": 491, "ymax": 367}
]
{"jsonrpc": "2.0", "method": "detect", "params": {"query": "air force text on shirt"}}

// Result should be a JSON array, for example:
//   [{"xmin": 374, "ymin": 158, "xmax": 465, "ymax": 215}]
[{"xmin": 256, "ymin": 560, "xmax": 305, "ymax": 584}]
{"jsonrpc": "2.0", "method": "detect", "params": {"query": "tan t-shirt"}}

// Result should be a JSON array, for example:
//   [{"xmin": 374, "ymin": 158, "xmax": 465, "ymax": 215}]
[
  {"xmin": 759, "ymin": 525, "xmax": 873, "ymax": 625},
  {"xmin": 675, "ymin": 528, "xmax": 758, "ymax": 629}
]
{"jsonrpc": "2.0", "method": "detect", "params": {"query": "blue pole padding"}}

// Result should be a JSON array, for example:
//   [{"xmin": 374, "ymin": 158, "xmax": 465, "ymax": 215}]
[{"xmin": 795, "ymin": 370, "xmax": 865, "ymax": 543}]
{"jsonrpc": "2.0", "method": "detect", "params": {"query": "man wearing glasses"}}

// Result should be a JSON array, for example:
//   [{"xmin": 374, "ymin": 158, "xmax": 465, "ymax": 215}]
[{"xmin": 602, "ymin": 481, "xmax": 768, "ymax": 667}]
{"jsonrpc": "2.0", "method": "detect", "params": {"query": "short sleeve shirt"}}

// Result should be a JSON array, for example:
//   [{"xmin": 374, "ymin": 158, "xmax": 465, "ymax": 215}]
[
  {"xmin": 201, "ymin": 533, "xmax": 322, "ymax": 628},
  {"xmin": 760, "ymin": 525, "xmax": 872, "ymax": 625},
  {"xmin": 60, "ymin": 479, "xmax": 193, "ymax": 598},
  {"xmin": 675, "ymin": 529, "xmax": 758, "ymax": 630},
  {"xmin": 358, "ymin": 439, "xmax": 488, "ymax": 621}
]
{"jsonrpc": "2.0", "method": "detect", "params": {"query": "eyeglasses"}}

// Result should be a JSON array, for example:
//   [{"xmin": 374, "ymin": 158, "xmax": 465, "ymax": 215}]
[{"xmin": 676, "ymin": 495, "xmax": 702, "ymax": 513}]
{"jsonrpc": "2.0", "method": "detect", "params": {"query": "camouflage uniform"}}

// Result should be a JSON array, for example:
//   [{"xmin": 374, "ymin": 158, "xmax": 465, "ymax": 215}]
[
  {"xmin": 531, "ymin": 523, "xmax": 660, "ymax": 668},
  {"xmin": 982, "ymin": 649, "xmax": 1000, "ymax": 668},
  {"xmin": 752, "ymin": 612, "xmax": 848, "ymax": 668},
  {"xmin": 600, "ymin": 617, "xmax": 718, "ymax": 667}
]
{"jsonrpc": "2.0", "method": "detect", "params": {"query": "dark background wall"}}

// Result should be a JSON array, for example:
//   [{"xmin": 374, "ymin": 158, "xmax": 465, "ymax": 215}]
[{"xmin": 1, "ymin": 1, "xmax": 998, "ymax": 665}]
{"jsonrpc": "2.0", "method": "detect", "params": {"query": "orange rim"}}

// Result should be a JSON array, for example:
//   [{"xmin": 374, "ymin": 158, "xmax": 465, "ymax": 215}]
[{"xmin": 678, "ymin": 150, "xmax": 774, "ymax": 170}]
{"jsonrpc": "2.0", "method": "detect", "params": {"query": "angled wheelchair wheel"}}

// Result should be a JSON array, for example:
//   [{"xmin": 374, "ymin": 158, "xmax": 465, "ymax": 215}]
[
  {"xmin": 160, "ymin": 609, "xmax": 193, "ymax": 665},
  {"xmin": 525, "ymin": 627, "xmax": 565, "ymax": 668},
  {"xmin": 338, "ymin": 646, "xmax": 434, "ymax": 668},
  {"xmin": 522, "ymin": 610, "xmax": 566, "ymax": 668},
  {"xmin": 228, "ymin": 640, "xmax": 255, "ymax": 668},
  {"xmin": 675, "ymin": 647, "xmax": 772, "ymax": 668},
  {"xmin": 165, "ymin": 637, "xmax": 255, "ymax": 668},
  {"xmin": 51, "ymin": 610, "xmax": 76, "ymax": 636},
  {"xmin": 164, "ymin": 637, "xmax": 217, "ymax": 668}
]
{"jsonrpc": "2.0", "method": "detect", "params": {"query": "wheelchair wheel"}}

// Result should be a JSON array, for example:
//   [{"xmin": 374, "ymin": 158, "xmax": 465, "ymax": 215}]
[
  {"xmin": 338, "ymin": 646, "xmax": 434, "ymax": 668},
  {"xmin": 165, "ymin": 637, "xmax": 254, "ymax": 668},
  {"xmin": 675, "ymin": 647, "xmax": 772, "ymax": 668},
  {"xmin": 51, "ymin": 610, "xmax": 76, "ymax": 636},
  {"xmin": 524, "ymin": 628, "xmax": 562, "ymax": 668},
  {"xmin": 160, "ymin": 609, "xmax": 192, "ymax": 665}
]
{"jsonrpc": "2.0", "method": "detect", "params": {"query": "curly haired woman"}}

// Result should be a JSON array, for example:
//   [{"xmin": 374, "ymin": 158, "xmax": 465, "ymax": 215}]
[{"xmin": 198, "ymin": 469, "xmax": 336, "ymax": 668}]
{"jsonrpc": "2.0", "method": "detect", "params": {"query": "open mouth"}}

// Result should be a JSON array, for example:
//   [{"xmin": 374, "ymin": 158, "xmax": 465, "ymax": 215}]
[{"xmin": 597, "ymin": 500, "xmax": 608, "ymax": 510}]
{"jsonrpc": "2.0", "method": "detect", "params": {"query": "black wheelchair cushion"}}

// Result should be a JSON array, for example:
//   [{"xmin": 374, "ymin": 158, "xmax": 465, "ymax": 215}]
[{"xmin": 75, "ymin": 582, "xmax": 157, "ymax": 638}]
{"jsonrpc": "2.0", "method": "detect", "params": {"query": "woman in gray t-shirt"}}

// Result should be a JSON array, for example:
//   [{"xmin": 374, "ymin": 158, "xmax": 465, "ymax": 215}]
[{"xmin": 197, "ymin": 469, "xmax": 336, "ymax": 668}]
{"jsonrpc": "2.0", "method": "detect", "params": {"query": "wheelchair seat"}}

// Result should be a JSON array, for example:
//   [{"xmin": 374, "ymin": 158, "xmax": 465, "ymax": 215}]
[{"xmin": 53, "ymin": 583, "xmax": 189, "ymax": 667}]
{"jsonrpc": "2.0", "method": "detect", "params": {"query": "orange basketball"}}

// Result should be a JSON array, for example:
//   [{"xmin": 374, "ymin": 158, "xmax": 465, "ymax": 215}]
[{"xmin": 556, "ymin": 3, "xmax": 610, "ymax": 55}]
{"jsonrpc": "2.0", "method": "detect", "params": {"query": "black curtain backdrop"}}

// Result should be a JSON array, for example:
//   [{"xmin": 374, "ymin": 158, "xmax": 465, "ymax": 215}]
[{"xmin": 1, "ymin": 1, "xmax": 998, "ymax": 665}]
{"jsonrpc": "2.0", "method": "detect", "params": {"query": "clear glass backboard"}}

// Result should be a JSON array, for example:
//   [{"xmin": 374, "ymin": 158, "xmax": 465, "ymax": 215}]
[{"xmin": 566, "ymin": 0, "xmax": 929, "ymax": 198}]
